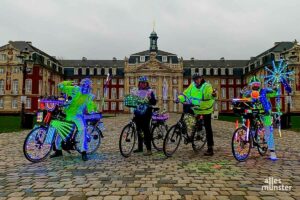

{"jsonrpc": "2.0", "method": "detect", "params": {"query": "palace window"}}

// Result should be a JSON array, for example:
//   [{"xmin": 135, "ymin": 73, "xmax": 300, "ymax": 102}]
[
  {"xmin": 25, "ymin": 79, "xmax": 32, "ymax": 94},
  {"xmin": 214, "ymin": 80, "xmax": 219, "ymax": 85},
  {"xmin": 221, "ymin": 88, "xmax": 226, "ymax": 99},
  {"xmin": 184, "ymin": 79, "xmax": 189, "ymax": 85},
  {"xmin": 129, "ymin": 77, "xmax": 135, "ymax": 85},
  {"xmin": 172, "ymin": 78, "xmax": 177, "ymax": 85},
  {"xmin": 221, "ymin": 79, "xmax": 226, "ymax": 85},
  {"xmin": 104, "ymin": 102, "xmax": 108, "ymax": 111},
  {"xmin": 119, "ymin": 102, "xmax": 123, "ymax": 110},
  {"xmin": 25, "ymin": 98, "xmax": 31, "ymax": 109},
  {"xmin": 119, "ymin": 79, "xmax": 124, "ymax": 85},
  {"xmin": 199, "ymin": 68, "xmax": 203, "ymax": 75},
  {"xmin": 236, "ymin": 79, "xmax": 241, "ymax": 85},
  {"xmin": 97, "ymin": 79, "xmax": 101, "ymax": 85},
  {"xmin": 162, "ymin": 56, "xmax": 167, "ymax": 62},
  {"xmin": 97, "ymin": 89, "xmax": 101, "ymax": 100},
  {"xmin": 112, "ymin": 79, "xmax": 117, "ymax": 85},
  {"xmin": 140, "ymin": 56, "xmax": 145, "ymax": 62},
  {"xmin": 0, "ymin": 79, "xmax": 4, "ymax": 94},
  {"xmin": 151, "ymin": 77, "xmax": 157, "ymax": 83},
  {"xmin": 206, "ymin": 68, "xmax": 211, "ymax": 75},
  {"xmin": 221, "ymin": 102, "xmax": 227, "ymax": 110},
  {"xmin": 214, "ymin": 68, "xmax": 218, "ymax": 75},
  {"xmin": 0, "ymin": 67, "xmax": 4, "ymax": 74},
  {"xmin": 12, "ymin": 98, "xmax": 18, "ymax": 109},
  {"xmin": 229, "ymin": 88, "xmax": 234, "ymax": 98},
  {"xmin": 173, "ymin": 88, "xmax": 178, "ymax": 100},
  {"xmin": 0, "ymin": 54, "xmax": 7, "ymax": 61},
  {"xmin": 111, "ymin": 102, "xmax": 116, "ymax": 110},
  {"xmin": 119, "ymin": 88, "xmax": 124, "ymax": 98},
  {"xmin": 12, "ymin": 79, "xmax": 18, "ymax": 94},
  {"xmin": 0, "ymin": 98, "xmax": 3, "ymax": 108},
  {"xmin": 111, "ymin": 88, "xmax": 117, "ymax": 99},
  {"xmin": 221, "ymin": 68, "xmax": 225, "ymax": 75},
  {"xmin": 228, "ymin": 79, "xmax": 234, "ymax": 85},
  {"xmin": 229, "ymin": 68, "xmax": 233, "ymax": 75}
]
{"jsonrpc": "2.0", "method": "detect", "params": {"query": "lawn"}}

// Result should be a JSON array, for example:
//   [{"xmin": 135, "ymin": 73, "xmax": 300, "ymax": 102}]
[
  {"xmin": 0, "ymin": 114, "xmax": 116, "ymax": 133},
  {"xmin": 218, "ymin": 115, "xmax": 300, "ymax": 132}
]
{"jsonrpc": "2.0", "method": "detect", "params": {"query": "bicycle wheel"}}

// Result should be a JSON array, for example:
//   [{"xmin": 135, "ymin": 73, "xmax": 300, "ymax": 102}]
[
  {"xmin": 75, "ymin": 124, "xmax": 101, "ymax": 154},
  {"xmin": 231, "ymin": 127, "xmax": 251, "ymax": 162},
  {"xmin": 152, "ymin": 124, "xmax": 168, "ymax": 151},
  {"xmin": 119, "ymin": 123, "xmax": 136, "ymax": 158},
  {"xmin": 23, "ymin": 126, "xmax": 54, "ymax": 163},
  {"xmin": 256, "ymin": 125, "xmax": 268, "ymax": 156},
  {"xmin": 192, "ymin": 124, "xmax": 207, "ymax": 152},
  {"xmin": 163, "ymin": 124, "xmax": 182, "ymax": 157}
]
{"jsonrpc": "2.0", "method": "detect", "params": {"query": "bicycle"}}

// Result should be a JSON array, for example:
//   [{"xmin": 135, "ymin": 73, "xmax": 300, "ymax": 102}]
[
  {"xmin": 163, "ymin": 103, "xmax": 207, "ymax": 157},
  {"xmin": 119, "ymin": 107, "xmax": 168, "ymax": 157},
  {"xmin": 231, "ymin": 99, "xmax": 268, "ymax": 162},
  {"xmin": 23, "ymin": 96, "xmax": 104, "ymax": 163}
]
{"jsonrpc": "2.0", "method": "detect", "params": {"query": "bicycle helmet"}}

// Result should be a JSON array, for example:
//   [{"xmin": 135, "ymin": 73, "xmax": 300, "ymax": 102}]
[{"xmin": 192, "ymin": 73, "xmax": 202, "ymax": 80}]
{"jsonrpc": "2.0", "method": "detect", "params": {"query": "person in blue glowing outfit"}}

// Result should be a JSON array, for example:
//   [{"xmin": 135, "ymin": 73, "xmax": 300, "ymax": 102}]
[
  {"xmin": 50, "ymin": 78, "xmax": 97, "ymax": 161},
  {"xmin": 243, "ymin": 76, "xmax": 278, "ymax": 160}
]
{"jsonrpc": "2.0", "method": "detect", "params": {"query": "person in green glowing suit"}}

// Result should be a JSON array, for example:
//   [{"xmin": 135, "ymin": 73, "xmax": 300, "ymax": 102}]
[
  {"xmin": 242, "ymin": 76, "xmax": 278, "ymax": 160},
  {"xmin": 178, "ymin": 73, "xmax": 216, "ymax": 156},
  {"xmin": 50, "ymin": 78, "xmax": 97, "ymax": 161}
]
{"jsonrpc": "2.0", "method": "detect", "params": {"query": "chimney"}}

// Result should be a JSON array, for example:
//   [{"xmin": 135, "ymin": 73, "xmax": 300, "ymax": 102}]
[
  {"xmin": 26, "ymin": 41, "xmax": 32, "ymax": 45},
  {"xmin": 113, "ymin": 57, "xmax": 117, "ymax": 61},
  {"xmin": 191, "ymin": 57, "xmax": 194, "ymax": 61}
]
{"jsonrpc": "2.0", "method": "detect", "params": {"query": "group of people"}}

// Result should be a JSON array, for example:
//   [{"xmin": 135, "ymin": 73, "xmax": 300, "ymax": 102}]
[{"xmin": 49, "ymin": 73, "xmax": 279, "ymax": 161}]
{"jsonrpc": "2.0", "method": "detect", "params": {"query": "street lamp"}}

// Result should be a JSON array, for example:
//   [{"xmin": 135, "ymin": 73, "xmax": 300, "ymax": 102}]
[{"xmin": 17, "ymin": 48, "xmax": 33, "ymax": 128}]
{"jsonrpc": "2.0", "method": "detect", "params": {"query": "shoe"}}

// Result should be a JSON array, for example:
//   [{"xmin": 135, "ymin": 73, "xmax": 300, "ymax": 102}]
[
  {"xmin": 133, "ymin": 149, "xmax": 143, "ymax": 153},
  {"xmin": 143, "ymin": 150, "xmax": 152, "ymax": 156},
  {"xmin": 82, "ymin": 151, "xmax": 88, "ymax": 161},
  {"xmin": 204, "ymin": 148, "xmax": 214, "ymax": 156},
  {"xmin": 269, "ymin": 151, "xmax": 278, "ymax": 161},
  {"xmin": 50, "ymin": 150, "xmax": 62, "ymax": 158}
]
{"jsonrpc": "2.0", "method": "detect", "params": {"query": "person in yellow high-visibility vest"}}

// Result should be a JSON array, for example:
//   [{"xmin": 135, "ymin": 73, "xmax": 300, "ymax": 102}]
[{"xmin": 178, "ymin": 73, "xmax": 216, "ymax": 156}]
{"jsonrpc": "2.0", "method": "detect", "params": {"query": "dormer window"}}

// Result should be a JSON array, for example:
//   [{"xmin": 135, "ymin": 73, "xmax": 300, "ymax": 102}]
[
  {"xmin": 162, "ymin": 56, "xmax": 167, "ymax": 62},
  {"xmin": 214, "ymin": 68, "xmax": 218, "ymax": 75},
  {"xmin": 229, "ymin": 68, "xmax": 233, "ymax": 75},
  {"xmin": 140, "ymin": 56, "xmax": 145, "ymax": 62}
]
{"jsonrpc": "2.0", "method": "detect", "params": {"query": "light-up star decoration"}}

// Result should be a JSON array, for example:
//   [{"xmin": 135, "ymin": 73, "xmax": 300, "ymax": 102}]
[
  {"xmin": 263, "ymin": 58, "xmax": 295, "ymax": 137},
  {"xmin": 264, "ymin": 59, "xmax": 294, "ymax": 93}
]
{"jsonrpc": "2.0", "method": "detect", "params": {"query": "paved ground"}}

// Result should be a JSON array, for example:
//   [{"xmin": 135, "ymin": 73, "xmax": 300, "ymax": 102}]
[{"xmin": 0, "ymin": 114, "xmax": 299, "ymax": 200}]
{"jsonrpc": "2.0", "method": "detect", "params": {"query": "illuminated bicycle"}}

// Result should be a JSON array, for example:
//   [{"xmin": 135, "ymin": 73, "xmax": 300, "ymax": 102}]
[
  {"xmin": 23, "ymin": 97, "xmax": 104, "ymax": 163},
  {"xmin": 119, "ymin": 93, "xmax": 169, "ymax": 157},
  {"xmin": 163, "ymin": 103, "xmax": 207, "ymax": 157},
  {"xmin": 231, "ymin": 99, "xmax": 268, "ymax": 162}
]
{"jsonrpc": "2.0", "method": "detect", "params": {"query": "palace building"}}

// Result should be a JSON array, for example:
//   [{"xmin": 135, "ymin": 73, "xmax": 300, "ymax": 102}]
[{"xmin": 0, "ymin": 32, "xmax": 299, "ymax": 114}]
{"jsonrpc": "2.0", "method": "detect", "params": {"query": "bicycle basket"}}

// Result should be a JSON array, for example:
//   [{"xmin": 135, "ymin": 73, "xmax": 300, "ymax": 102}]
[
  {"xmin": 152, "ymin": 113, "xmax": 169, "ymax": 122},
  {"xmin": 183, "ymin": 114, "xmax": 196, "ymax": 133},
  {"xmin": 124, "ymin": 94, "xmax": 147, "ymax": 108}
]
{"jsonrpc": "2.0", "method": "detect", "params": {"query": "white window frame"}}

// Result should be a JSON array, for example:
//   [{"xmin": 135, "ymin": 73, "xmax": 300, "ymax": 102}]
[
  {"xmin": 0, "ymin": 79, "xmax": 4, "ymax": 94},
  {"xmin": 221, "ymin": 68, "xmax": 225, "ymax": 75},
  {"xmin": 229, "ymin": 88, "xmax": 234, "ymax": 98},
  {"xmin": 12, "ymin": 79, "xmax": 18, "ymax": 94},
  {"xmin": 222, "ymin": 102, "xmax": 227, "ymax": 110},
  {"xmin": 221, "ymin": 79, "xmax": 226, "ymax": 85},
  {"xmin": 172, "ymin": 78, "xmax": 177, "ymax": 85},
  {"xmin": 151, "ymin": 77, "xmax": 157, "ymax": 83},
  {"xmin": 119, "ymin": 88, "xmax": 124, "ymax": 98},
  {"xmin": 0, "ymin": 98, "xmax": 3, "ymax": 108},
  {"xmin": 96, "ymin": 89, "xmax": 101, "ymax": 100},
  {"xmin": 0, "ymin": 54, "xmax": 7, "ymax": 61},
  {"xmin": 25, "ymin": 79, "xmax": 32, "ymax": 94},
  {"xmin": 112, "ymin": 79, "xmax": 117, "ymax": 85},
  {"xmin": 119, "ymin": 79, "xmax": 124, "ymax": 85},
  {"xmin": 162, "ymin": 56, "xmax": 167, "ymax": 62},
  {"xmin": 236, "ymin": 79, "xmax": 241, "ymax": 85},
  {"xmin": 119, "ymin": 102, "xmax": 123, "ymax": 111},
  {"xmin": 111, "ymin": 88, "xmax": 117, "ymax": 99},
  {"xmin": 184, "ymin": 79, "xmax": 189, "ymax": 85},
  {"xmin": 214, "ymin": 68, "xmax": 218, "ymax": 75},
  {"xmin": 129, "ymin": 77, "xmax": 135, "ymax": 85},
  {"xmin": 214, "ymin": 80, "xmax": 219, "ymax": 85},
  {"xmin": 221, "ymin": 88, "xmax": 226, "ymax": 99},
  {"xmin": 228, "ymin": 79, "xmax": 234, "ymax": 85},
  {"xmin": 12, "ymin": 98, "xmax": 18, "ymax": 109},
  {"xmin": 206, "ymin": 68, "xmax": 210, "ymax": 75},
  {"xmin": 140, "ymin": 56, "xmax": 145, "ymax": 62},
  {"xmin": 25, "ymin": 98, "xmax": 31, "ymax": 109},
  {"xmin": 199, "ymin": 68, "xmax": 203, "ymax": 75},
  {"xmin": 111, "ymin": 102, "xmax": 116, "ymax": 110},
  {"xmin": 229, "ymin": 68, "xmax": 233, "ymax": 75},
  {"xmin": 0, "ymin": 67, "xmax": 4, "ymax": 74}
]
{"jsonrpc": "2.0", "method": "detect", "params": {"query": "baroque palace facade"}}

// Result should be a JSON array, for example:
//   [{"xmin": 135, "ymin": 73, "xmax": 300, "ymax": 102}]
[{"xmin": 1, "ymin": 32, "xmax": 300, "ymax": 114}]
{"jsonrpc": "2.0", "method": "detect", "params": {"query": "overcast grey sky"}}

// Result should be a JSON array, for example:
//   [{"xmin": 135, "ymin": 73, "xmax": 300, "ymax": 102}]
[{"xmin": 1, "ymin": 0, "xmax": 299, "ymax": 60}]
